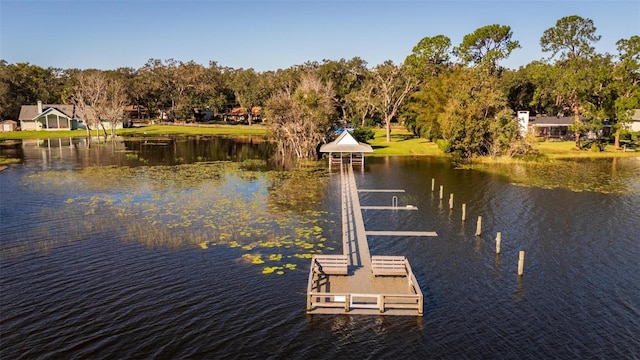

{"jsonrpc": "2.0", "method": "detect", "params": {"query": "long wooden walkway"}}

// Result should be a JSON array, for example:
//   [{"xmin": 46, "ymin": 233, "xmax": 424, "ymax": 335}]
[{"xmin": 306, "ymin": 164, "xmax": 431, "ymax": 316}]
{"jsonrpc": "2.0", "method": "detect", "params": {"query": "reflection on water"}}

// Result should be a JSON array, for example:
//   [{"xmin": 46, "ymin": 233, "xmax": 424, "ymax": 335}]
[
  {"xmin": 1, "ymin": 135, "xmax": 274, "ymax": 168},
  {"xmin": 467, "ymin": 157, "xmax": 640, "ymax": 194},
  {"xmin": 1, "ymin": 139, "xmax": 639, "ymax": 359}
]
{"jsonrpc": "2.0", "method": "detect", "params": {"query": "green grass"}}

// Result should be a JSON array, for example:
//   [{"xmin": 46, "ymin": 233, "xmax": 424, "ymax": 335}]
[
  {"xmin": 118, "ymin": 124, "xmax": 268, "ymax": 137},
  {"xmin": 367, "ymin": 128, "xmax": 442, "ymax": 156},
  {"xmin": 0, "ymin": 124, "xmax": 268, "ymax": 140},
  {"xmin": 535, "ymin": 141, "xmax": 639, "ymax": 159},
  {"xmin": 0, "ymin": 129, "xmax": 87, "ymax": 140}
]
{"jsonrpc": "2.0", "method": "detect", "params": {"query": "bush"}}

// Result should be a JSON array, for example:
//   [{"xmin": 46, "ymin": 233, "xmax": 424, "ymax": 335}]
[
  {"xmin": 436, "ymin": 139, "xmax": 451, "ymax": 153},
  {"xmin": 352, "ymin": 127, "xmax": 375, "ymax": 143}
]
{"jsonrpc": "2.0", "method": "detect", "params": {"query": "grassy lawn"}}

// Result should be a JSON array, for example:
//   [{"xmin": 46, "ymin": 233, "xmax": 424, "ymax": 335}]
[
  {"xmin": 368, "ymin": 128, "xmax": 442, "ymax": 156},
  {"xmin": 0, "ymin": 129, "xmax": 87, "ymax": 140},
  {"xmin": 118, "ymin": 124, "xmax": 268, "ymax": 137},
  {"xmin": 535, "ymin": 140, "xmax": 639, "ymax": 159},
  {"xmin": 0, "ymin": 124, "xmax": 268, "ymax": 140}
]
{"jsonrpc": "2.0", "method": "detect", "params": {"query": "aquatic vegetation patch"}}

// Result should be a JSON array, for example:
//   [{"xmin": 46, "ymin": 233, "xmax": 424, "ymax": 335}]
[{"xmin": 8, "ymin": 161, "xmax": 337, "ymax": 274}]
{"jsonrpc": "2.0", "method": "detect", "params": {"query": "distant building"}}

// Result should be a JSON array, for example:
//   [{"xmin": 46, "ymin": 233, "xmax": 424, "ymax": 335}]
[
  {"xmin": 529, "ymin": 115, "xmax": 576, "ymax": 140},
  {"xmin": 124, "ymin": 105, "xmax": 149, "ymax": 120},
  {"xmin": 517, "ymin": 111, "xmax": 530, "ymax": 137},
  {"xmin": 1, "ymin": 120, "xmax": 18, "ymax": 132},
  {"xmin": 627, "ymin": 109, "xmax": 640, "ymax": 132}
]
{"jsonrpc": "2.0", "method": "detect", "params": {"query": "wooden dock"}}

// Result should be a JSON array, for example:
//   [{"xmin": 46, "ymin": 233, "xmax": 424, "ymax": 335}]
[{"xmin": 306, "ymin": 165, "xmax": 430, "ymax": 316}]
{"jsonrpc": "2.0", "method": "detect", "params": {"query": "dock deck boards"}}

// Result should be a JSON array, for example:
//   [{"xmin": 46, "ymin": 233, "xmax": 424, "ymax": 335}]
[
  {"xmin": 307, "ymin": 164, "xmax": 431, "ymax": 316},
  {"xmin": 360, "ymin": 205, "xmax": 418, "ymax": 210},
  {"xmin": 366, "ymin": 231, "xmax": 438, "ymax": 237}
]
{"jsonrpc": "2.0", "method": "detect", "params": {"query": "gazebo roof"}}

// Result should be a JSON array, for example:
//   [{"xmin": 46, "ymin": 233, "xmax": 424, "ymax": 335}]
[{"xmin": 319, "ymin": 131, "xmax": 374, "ymax": 153}]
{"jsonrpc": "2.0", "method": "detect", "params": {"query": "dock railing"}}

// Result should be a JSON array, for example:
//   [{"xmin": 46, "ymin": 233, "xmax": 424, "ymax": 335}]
[
  {"xmin": 311, "ymin": 254, "xmax": 349, "ymax": 275},
  {"xmin": 307, "ymin": 255, "xmax": 423, "ymax": 315}
]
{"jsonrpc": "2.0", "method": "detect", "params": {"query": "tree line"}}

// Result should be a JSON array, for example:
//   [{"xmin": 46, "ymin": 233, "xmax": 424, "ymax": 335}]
[{"xmin": 1, "ymin": 15, "xmax": 638, "ymax": 159}]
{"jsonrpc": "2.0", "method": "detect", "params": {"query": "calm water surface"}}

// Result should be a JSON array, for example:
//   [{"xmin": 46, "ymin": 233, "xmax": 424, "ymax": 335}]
[{"xmin": 1, "ymin": 138, "xmax": 639, "ymax": 359}]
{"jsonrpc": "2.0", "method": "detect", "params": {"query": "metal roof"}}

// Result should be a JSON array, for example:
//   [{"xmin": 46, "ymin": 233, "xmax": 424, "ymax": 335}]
[{"xmin": 319, "ymin": 131, "xmax": 373, "ymax": 153}]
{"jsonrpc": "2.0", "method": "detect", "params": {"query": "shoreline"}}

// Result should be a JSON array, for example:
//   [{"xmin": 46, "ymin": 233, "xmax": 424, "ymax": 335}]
[{"xmin": 1, "ymin": 124, "xmax": 638, "ymax": 161}]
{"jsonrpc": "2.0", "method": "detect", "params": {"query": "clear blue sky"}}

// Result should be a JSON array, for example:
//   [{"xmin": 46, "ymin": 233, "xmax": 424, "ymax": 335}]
[{"xmin": 1, "ymin": 0, "xmax": 639, "ymax": 71}]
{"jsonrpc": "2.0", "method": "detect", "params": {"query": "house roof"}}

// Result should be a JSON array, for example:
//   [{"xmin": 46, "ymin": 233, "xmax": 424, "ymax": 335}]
[
  {"xmin": 319, "ymin": 131, "xmax": 374, "ymax": 153},
  {"xmin": 531, "ymin": 116, "xmax": 585, "ymax": 126},
  {"xmin": 18, "ymin": 103, "xmax": 96, "ymax": 121},
  {"xmin": 124, "ymin": 105, "xmax": 148, "ymax": 112},
  {"xmin": 18, "ymin": 104, "xmax": 76, "ymax": 121}
]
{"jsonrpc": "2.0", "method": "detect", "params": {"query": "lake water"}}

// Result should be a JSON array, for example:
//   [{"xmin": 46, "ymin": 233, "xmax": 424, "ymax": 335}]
[{"xmin": 1, "ymin": 137, "xmax": 639, "ymax": 359}]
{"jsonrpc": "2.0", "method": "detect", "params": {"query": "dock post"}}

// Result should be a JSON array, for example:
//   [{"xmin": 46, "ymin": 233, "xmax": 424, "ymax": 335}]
[
  {"xmin": 475, "ymin": 216, "xmax": 482, "ymax": 236},
  {"xmin": 379, "ymin": 295, "xmax": 384, "ymax": 313},
  {"xmin": 496, "ymin": 232, "xmax": 502, "ymax": 254},
  {"xmin": 307, "ymin": 295, "xmax": 312, "ymax": 311},
  {"xmin": 344, "ymin": 294, "xmax": 350, "ymax": 312},
  {"xmin": 439, "ymin": 185, "xmax": 443, "ymax": 200},
  {"xmin": 518, "ymin": 251, "xmax": 525, "ymax": 276},
  {"xmin": 449, "ymin": 193, "xmax": 454, "ymax": 209},
  {"xmin": 462, "ymin": 203, "xmax": 466, "ymax": 221},
  {"xmin": 431, "ymin": 178, "xmax": 435, "ymax": 192}
]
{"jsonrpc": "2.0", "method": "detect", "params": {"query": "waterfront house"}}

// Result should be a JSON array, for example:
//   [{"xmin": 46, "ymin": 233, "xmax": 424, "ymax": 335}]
[
  {"xmin": 529, "ymin": 115, "xmax": 575, "ymax": 140},
  {"xmin": 18, "ymin": 101, "xmax": 88, "ymax": 131}
]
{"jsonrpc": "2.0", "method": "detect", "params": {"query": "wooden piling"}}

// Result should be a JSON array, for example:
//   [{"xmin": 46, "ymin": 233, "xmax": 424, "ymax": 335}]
[
  {"xmin": 431, "ymin": 178, "xmax": 435, "ymax": 192},
  {"xmin": 518, "ymin": 251, "xmax": 525, "ymax": 276},
  {"xmin": 439, "ymin": 185, "xmax": 443, "ymax": 200},
  {"xmin": 495, "ymin": 232, "xmax": 502, "ymax": 254},
  {"xmin": 345, "ymin": 294, "xmax": 350, "ymax": 312},
  {"xmin": 449, "ymin": 193, "xmax": 454, "ymax": 209},
  {"xmin": 475, "ymin": 216, "xmax": 482, "ymax": 236},
  {"xmin": 462, "ymin": 203, "xmax": 466, "ymax": 221}
]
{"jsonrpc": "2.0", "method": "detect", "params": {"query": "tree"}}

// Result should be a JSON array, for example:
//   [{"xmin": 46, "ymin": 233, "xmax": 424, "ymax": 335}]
[
  {"xmin": 202, "ymin": 61, "xmax": 231, "ymax": 118},
  {"xmin": 539, "ymin": 15, "xmax": 602, "ymax": 148},
  {"xmin": 345, "ymin": 75, "xmax": 378, "ymax": 127},
  {"xmin": 454, "ymin": 24, "xmax": 520, "ymax": 70},
  {"xmin": 136, "ymin": 59, "xmax": 207, "ymax": 121},
  {"xmin": 227, "ymin": 68, "xmax": 269, "ymax": 125},
  {"xmin": 0, "ymin": 62, "xmax": 66, "ymax": 120},
  {"xmin": 437, "ymin": 67, "xmax": 516, "ymax": 158},
  {"xmin": 501, "ymin": 68, "xmax": 530, "ymax": 113},
  {"xmin": 400, "ymin": 74, "xmax": 447, "ymax": 140},
  {"xmin": 580, "ymin": 54, "xmax": 615, "ymax": 149},
  {"xmin": 401, "ymin": 35, "xmax": 453, "ymax": 140},
  {"xmin": 71, "ymin": 70, "xmax": 126, "ymax": 140},
  {"xmin": 369, "ymin": 61, "xmax": 419, "ymax": 142},
  {"xmin": 405, "ymin": 35, "xmax": 452, "ymax": 78},
  {"xmin": 540, "ymin": 15, "xmax": 601, "ymax": 61},
  {"xmin": 264, "ymin": 74, "xmax": 336, "ymax": 159},
  {"xmin": 317, "ymin": 57, "xmax": 369, "ymax": 120},
  {"xmin": 612, "ymin": 36, "xmax": 640, "ymax": 148}
]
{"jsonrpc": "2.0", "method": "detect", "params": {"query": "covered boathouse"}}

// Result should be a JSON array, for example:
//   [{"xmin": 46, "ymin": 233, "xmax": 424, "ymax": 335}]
[{"xmin": 319, "ymin": 131, "xmax": 373, "ymax": 169}]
